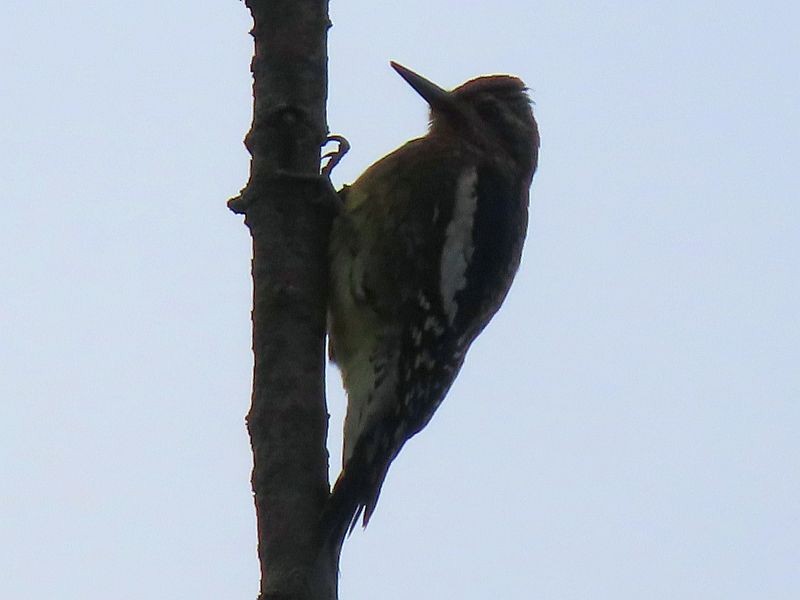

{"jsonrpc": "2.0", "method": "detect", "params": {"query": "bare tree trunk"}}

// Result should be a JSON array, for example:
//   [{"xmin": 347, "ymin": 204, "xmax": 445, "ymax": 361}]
[{"xmin": 229, "ymin": 1, "xmax": 338, "ymax": 598}]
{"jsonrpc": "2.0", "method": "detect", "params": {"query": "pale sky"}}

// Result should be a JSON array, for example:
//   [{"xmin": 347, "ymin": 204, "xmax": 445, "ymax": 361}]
[{"xmin": 2, "ymin": 2, "xmax": 799, "ymax": 599}]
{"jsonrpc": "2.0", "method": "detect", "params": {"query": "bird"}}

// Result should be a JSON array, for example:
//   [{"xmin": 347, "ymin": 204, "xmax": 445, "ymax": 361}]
[{"xmin": 324, "ymin": 62, "xmax": 539, "ymax": 543}]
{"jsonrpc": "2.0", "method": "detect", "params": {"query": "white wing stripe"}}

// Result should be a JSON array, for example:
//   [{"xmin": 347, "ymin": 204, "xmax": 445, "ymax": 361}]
[{"xmin": 440, "ymin": 167, "xmax": 478, "ymax": 325}]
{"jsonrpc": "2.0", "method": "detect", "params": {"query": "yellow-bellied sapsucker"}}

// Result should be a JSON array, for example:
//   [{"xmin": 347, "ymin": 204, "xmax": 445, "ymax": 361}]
[{"xmin": 326, "ymin": 62, "xmax": 539, "ymax": 539}]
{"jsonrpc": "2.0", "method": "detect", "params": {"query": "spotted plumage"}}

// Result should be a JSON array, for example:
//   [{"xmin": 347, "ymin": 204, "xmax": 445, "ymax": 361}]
[{"xmin": 325, "ymin": 63, "xmax": 539, "ymax": 543}]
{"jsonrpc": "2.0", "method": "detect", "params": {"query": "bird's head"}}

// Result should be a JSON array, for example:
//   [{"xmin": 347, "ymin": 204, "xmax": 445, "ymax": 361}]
[{"xmin": 391, "ymin": 62, "xmax": 539, "ymax": 179}]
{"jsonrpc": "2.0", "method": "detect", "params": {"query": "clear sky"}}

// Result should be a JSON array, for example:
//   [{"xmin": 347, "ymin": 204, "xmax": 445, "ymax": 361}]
[{"xmin": 2, "ymin": 1, "xmax": 798, "ymax": 599}]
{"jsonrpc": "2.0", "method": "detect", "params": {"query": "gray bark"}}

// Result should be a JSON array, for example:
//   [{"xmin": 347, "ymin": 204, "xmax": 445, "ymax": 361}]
[{"xmin": 230, "ymin": 1, "xmax": 339, "ymax": 598}]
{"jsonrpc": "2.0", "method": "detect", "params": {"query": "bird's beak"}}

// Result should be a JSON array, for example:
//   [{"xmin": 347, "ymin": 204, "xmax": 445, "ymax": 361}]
[{"xmin": 390, "ymin": 62, "xmax": 454, "ymax": 112}]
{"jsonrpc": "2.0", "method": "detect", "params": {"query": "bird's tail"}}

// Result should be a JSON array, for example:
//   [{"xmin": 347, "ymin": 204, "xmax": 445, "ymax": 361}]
[{"xmin": 319, "ymin": 430, "xmax": 397, "ymax": 549}]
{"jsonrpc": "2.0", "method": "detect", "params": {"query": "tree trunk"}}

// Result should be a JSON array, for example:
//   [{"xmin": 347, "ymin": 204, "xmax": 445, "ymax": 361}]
[{"xmin": 230, "ymin": 1, "xmax": 338, "ymax": 598}]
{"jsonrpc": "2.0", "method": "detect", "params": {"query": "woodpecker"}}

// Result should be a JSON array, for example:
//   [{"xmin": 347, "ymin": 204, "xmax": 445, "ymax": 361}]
[{"xmin": 325, "ymin": 62, "xmax": 539, "ymax": 540}]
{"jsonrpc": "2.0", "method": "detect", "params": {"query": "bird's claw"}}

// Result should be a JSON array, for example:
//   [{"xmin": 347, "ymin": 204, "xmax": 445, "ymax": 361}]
[{"xmin": 321, "ymin": 134, "xmax": 351, "ymax": 177}]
